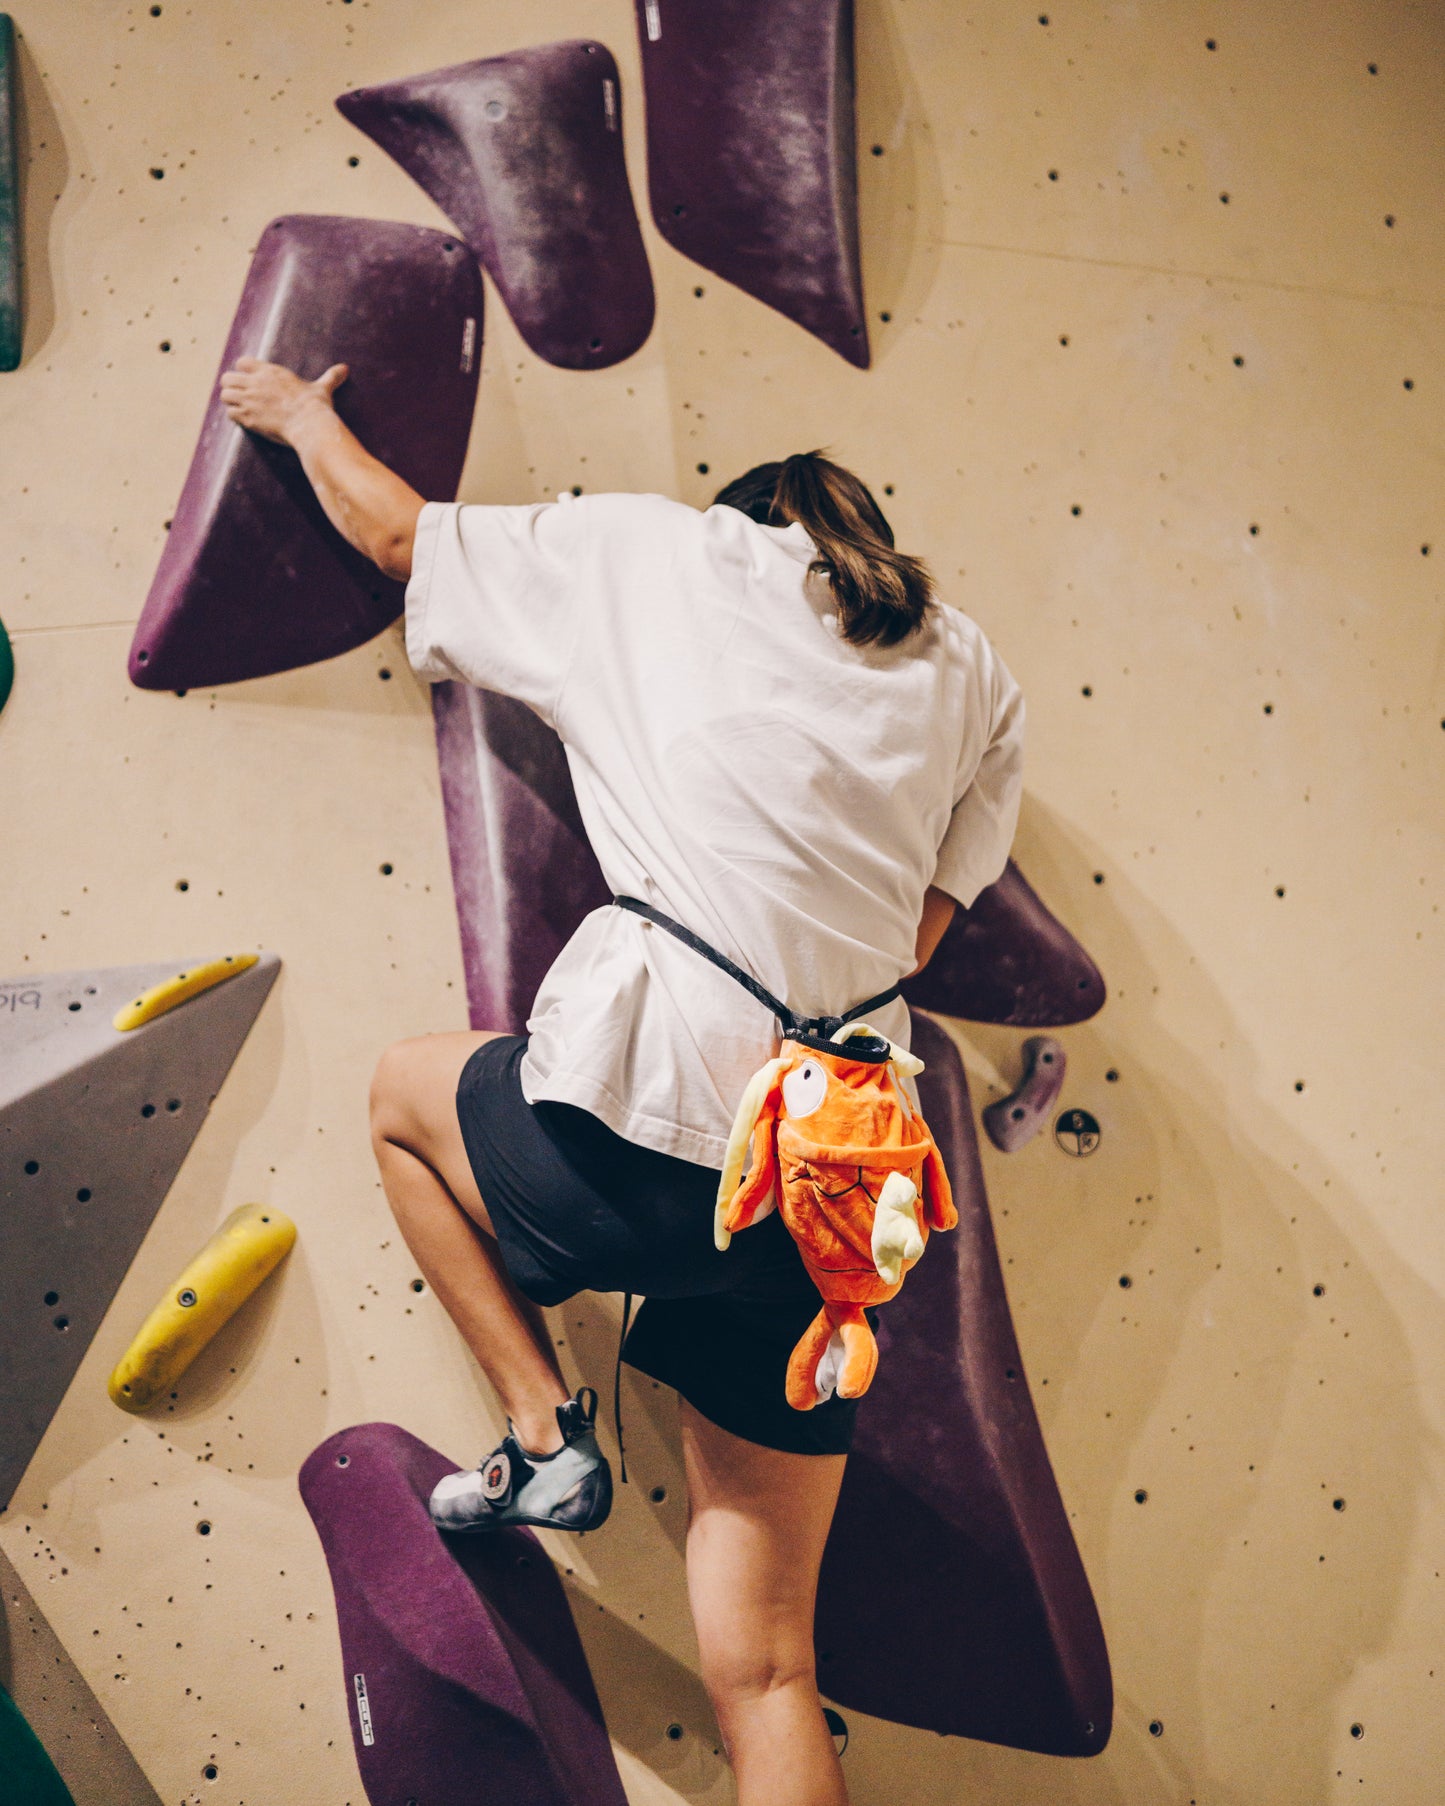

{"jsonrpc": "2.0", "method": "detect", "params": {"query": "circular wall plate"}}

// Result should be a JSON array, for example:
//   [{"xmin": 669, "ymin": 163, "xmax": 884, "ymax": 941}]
[{"xmin": 1054, "ymin": 1107, "xmax": 1101, "ymax": 1156}]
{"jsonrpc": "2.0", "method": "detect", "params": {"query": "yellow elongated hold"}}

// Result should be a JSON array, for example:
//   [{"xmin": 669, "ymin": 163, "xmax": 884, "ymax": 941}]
[
  {"xmin": 108, "ymin": 1204, "xmax": 297, "ymax": 1413},
  {"xmin": 112, "ymin": 953, "xmax": 259, "ymax": 1032}
]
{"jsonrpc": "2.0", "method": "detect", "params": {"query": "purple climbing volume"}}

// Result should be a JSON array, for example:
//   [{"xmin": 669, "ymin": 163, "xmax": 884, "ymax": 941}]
[
  {"xmin": 129, "ymin": 215, "xmax": 482, "ymax": 690},
  {"xmin": 337, "ymin": 41, "xmax": 654, "ymax": 371}
]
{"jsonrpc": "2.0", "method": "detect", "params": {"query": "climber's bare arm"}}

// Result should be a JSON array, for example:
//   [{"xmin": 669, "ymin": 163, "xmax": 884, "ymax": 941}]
[
  {"xmin": 910, "ymin": 884, "xmax": 956, "ymax": 977},
  {"xmin": 218, "ymin": 358, "xmax": 425, "ymax": 581}
]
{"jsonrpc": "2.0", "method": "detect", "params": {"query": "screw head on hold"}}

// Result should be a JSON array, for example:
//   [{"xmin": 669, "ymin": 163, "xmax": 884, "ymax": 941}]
[{"xmin": 178, "ymin": 1288, "xmax": 198, "ymax": 1308}]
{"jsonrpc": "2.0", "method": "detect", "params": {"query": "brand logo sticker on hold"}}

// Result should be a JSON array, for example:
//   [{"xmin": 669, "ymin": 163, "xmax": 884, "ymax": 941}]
[
  {"xmin": 353, "ymin": 1672, "xmax": 375, "ymax": 1746},
  {"xmin": 460, "ymin": 317, "xmax": 477, "ymax": 374},
  {"xmin": 645, "ymin": 1, "xmax": 661, "ymax": 41},
  {"xmin": 603, "ymin": 78, "xmax": 618, "ymax": 131}
]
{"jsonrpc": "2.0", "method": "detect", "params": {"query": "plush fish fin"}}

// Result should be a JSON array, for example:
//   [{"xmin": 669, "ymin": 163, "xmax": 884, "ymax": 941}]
[
  {"xmin": 872, "ymin": 1170, "xmax": 925, "ymax": 1285},
  {"xmin": 715, "ymin": 1058, "xmax": 784, "ymax": 1250}
]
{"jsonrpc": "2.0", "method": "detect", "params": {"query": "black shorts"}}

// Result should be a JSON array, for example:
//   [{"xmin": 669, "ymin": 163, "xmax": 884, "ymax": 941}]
[{"xmin": 454, "ymin": 1035, "xmax": 860, "ymax": 1456}]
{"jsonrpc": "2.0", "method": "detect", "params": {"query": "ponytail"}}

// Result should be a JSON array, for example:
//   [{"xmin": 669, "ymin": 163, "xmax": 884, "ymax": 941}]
[{"xmin": 712, "ymin": 451, "xmax": 934, "ymax": 648}]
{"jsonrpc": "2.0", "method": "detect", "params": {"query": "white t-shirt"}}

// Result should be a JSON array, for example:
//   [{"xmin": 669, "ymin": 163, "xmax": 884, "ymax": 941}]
[{"xmin": 404, "ymin": 492, "xmax": 1025, "ymax": 1168}]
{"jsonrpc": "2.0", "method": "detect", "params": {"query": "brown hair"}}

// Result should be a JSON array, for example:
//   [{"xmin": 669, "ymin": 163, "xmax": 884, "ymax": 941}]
[{"xmin": 712, "ymin": 452, "xmax": 934, "ymax": 647}]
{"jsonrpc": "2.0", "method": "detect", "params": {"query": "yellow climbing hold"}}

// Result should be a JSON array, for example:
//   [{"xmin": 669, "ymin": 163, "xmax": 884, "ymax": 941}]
[
  {"xmin": 108, "ymin": 1203, "xmax": 297, "ymax": 1413},
  {"xmin": 112, "ymin": 953, "xmax": 259, "ymax": 1031}
]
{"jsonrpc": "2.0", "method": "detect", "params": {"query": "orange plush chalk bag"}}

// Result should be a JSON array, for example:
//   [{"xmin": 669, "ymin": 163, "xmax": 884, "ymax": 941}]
[{"xmin": 613, "ymin": 897, "xmax": 957, "ymax": 1410}]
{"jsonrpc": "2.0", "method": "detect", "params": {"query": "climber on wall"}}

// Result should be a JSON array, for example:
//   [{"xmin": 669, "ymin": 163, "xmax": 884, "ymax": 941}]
[{"xmin": 220, "ymin": 354, "xmax": 1024, "ymax": 1806}]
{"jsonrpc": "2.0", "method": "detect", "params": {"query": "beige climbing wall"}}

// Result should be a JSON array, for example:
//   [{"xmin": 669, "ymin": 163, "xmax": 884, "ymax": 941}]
[{"xmin": 1, "ymin": 0, "xmax": 1441, "ymax": 1800}]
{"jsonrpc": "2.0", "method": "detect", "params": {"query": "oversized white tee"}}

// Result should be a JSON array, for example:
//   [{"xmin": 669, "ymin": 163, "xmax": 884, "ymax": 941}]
[{"xmin": 404, "ymin": 491, "xmax": 1025, "ymax": 1168}]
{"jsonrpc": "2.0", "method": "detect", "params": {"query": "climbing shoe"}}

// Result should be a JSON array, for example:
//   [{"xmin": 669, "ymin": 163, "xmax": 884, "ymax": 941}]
[{"xmin": 429, "ymin": 1386, "xmax": 613, "ymax": 1535}]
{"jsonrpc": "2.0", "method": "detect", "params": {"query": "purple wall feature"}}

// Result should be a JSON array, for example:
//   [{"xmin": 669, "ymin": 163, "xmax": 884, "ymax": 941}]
[
  {"xmin": 129, "ymin": 215, "xmax": 482, "ymax": 691},
  {"xmin": 300, "ymin": 1422, "xmax": 628, "ymax": 1806},
  {"xmin": 816, "ymin": 1010, "xmax": 1112, "ymax": 1753},
  {"xmin": 431, "ymin": 681, "xmax": 610, "ymax": 1036},
  {"xmin": 633, "ymin": 0, "xmax": 869, "ymax": 367},
  {"xmin": 983, "ymin": 1033, "xmax": 1067, "ymax": 1152},
  {"xmin": 903, "ymin": 860, "xmax": 1108, "ymax": 1026},
  {"xmin": 428, "ymin": 685, "xmax": 1111, "ymax": 1751},
  {"xmin": 337, "ymin": 42, "xmax": 654, "ymax": 372}
]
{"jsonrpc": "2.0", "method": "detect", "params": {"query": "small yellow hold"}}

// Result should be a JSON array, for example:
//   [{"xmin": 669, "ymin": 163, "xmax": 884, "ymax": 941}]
[
  {"xmin": 112, "ymin": 953, "xmax": 259, "ymax": 1032},
  {"xmin": 108, "ymin": 1204, "xmax": 296, "ymax": 1413}
]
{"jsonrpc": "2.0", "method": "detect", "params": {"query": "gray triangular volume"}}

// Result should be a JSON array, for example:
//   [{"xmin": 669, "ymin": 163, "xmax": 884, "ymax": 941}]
[
  {"xmin": 0, "ymin": 1547, "xmax": 164, "ymax": 1802},
  {"xmin": 0, "ymin": 953, "xmax": 280, "ymax": 1511}
]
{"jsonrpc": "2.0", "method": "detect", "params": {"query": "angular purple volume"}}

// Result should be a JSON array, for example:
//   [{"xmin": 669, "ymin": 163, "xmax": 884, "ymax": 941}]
[
  {"xmin": 337, "ymin": 41, "xmax": 654, "ymax": 371},
  {"xmin": 429, "ymin": 692, "xmax": 1111, "ymax": 1751},
  {"xmin": 903, "ymin": 861, "xmax": 1108, "ymax": 1026},
  {"xmin": 129, "ymin": 215, "xmax": 482, "ymax": 690},
  {"xmin": 431, "ymin": 682, "xmax": 610, "ymax": 1034},
  {"xmin": 634, "ymin": 0, "xmax": 869, "ymax": 367},
  {"xmin": 299, "ymin": 1423, "xmax": 628, "ymax": 1806},
  {"xmin": 816, "ymin": 1010, "xmax": 1113, "ymax": 1753}
]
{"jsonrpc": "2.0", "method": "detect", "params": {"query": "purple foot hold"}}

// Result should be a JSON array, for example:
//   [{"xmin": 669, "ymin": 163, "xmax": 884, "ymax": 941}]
[
  {"xmin": 338, "ymin": 41, "xmax": 654, "ymax": 371},
  {"xmin": 983, "ymin": 1034, "xmax": 1067, "ymax": 1152},
  {"xmin": 903, "ymin": 860, "xmax": 1107, "ymax": 1026},
  {"xmin": 816, "ymin": 1012, "xmax": 1113, "ymax": 1754},
  {"xmin": 300, "ymin": 1423, "xmax": 627, "ymax": 1806},
  {"xmin": 431, "ymin": 682, "xmax": 611, "ymax": 1035},
  {"xmin": 635, "ymin": 0, "xmax": 869, "ymax": 366},
  {"xmin": 130, "ymin": 215, "xmax": 481, "ymax": 691}
]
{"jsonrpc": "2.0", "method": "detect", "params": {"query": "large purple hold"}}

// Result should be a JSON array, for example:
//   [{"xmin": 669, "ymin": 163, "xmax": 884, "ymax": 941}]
[
  {"xmin": 337, "ymin": 41, "xmax": 654, "ymax": 371},
  {"xmin": 818, "ymin": 1011, "xmax": 1113, "ymax": 1752},
  {"xmin": 634, "ymin": 0, "xmax": 869, "ymax": 367},
  {"xmin": 428, "ymin": 687, "xmax": 1114, "ymax": 1753},
  {"xmin": 904, "ymin": 860, "xmax": 1108, "ymax": 1025},
  {"xmin": 299, "ymin": 1423, "xmax": 628, "ymax": 1806},
  {"xmin": 431, "ymin": 682, "xmax": 610, "ymax": 1035},
  {"xmin": 129, "ymin": 215, "xmax": 481, "ymax": 690}
]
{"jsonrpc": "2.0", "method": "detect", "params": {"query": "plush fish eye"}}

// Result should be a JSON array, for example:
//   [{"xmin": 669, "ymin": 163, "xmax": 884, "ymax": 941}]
[{"xmin": 782, "ymin": 1059, "xmax": 829, "ymax": 1119}]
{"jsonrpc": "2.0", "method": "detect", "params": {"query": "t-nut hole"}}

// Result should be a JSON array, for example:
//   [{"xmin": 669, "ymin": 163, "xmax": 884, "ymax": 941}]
[
  {"xmin": 196, "ymin": 1520, "xmax": 212, "ymax": 1536},
  {"xmin": 44, "ymin": 1290, "xmax": 59, "ymax": 1306},
  {"xmin": 53, "ymin": 1316, "xmax": 69, "ymax": 1332},
  {"xmin": 203, "ymin": 1764, "xmax": 218, "ymax": 1781}
]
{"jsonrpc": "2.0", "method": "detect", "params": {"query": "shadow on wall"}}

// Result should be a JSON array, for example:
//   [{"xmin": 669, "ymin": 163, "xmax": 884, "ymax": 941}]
[
  {"xmin": 830, "ymin": 795, "xmax": 1426, "ymax": 1804},
  {"xmin": 15, "ymin": 23, "xmax": 64, "ymax": 367},
  {"xmin": 530, "ymin": 796, "xmax": 1426, "ymax": 1804},
  {"xmin": 855, "ymin": 0, "xmax": 945, "ymax": 352}
]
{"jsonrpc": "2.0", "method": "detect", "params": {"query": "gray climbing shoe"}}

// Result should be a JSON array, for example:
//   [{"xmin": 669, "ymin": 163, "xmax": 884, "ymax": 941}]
[{"xmin": 429, "ymin": 1386, "xmax": 613, "ymax": 1535}]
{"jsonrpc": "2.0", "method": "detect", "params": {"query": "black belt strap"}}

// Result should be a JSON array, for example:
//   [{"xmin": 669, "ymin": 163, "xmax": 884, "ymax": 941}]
[{"xmin": 612, "ymin": 896, "xmax": 902, "ymax": 1041}]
